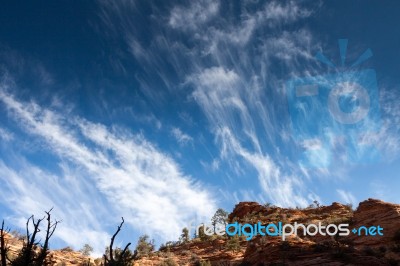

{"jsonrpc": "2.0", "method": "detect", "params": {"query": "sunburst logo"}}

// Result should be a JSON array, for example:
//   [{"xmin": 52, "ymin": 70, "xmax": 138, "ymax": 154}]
[{"xmin": 286, "ymin": 39, "xmax": 381, "ymax": 167}]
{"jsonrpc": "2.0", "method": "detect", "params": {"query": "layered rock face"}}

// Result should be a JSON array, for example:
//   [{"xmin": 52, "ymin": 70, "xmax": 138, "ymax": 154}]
[
  {"xmin": 348, "ymin": 199, "xmax": 400, "ymax": 246},
  {"xmin": 237, "ymin": 199, "xmax": 400, "ymax": 265},
  {"xmin": 135, "ymin": 198, "xmax": 400, "ymax": 265}
]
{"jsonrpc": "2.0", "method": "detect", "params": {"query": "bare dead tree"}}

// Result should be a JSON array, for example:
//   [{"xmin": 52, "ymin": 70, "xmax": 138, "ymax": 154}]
[
  {"xmin": 0, "ymin": 220, "xmax": 10, "ymax": 266},
  {"xmin": 11, "ymin": 208, "xmax": 60, "ymax": 266},
  {"xmin": 103, "ymin": 217, "xmax": 135, "ymax": 266},
  {"xmin": 11, "ymin": 215, "xmax": 42, "ymax": 266},
  {"xmin": 36, "ymin": 208, "xmax": 60, "ymax": 265}
]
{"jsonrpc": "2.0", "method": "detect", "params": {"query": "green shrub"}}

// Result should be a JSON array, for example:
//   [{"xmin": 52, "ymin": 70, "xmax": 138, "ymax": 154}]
[
  {"xmin": 226, "ymin": 235, "xmax": 241, "ymax": 253},
  {"xmin": 134, "ymin": 234, "xmax": 155, "ymax": 258},
  {"xmin": 196, "ymin": 225, "xmax": 211, "ymax": 242}
]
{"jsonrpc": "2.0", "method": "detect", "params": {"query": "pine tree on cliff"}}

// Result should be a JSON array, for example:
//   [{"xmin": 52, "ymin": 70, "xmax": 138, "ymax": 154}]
[
  {"xmin": 180, "ymin": 228, "xmax": 190, "ymax": 243},
  {"xmin": 211, "ymin": 208, "xmax": 228, "ymax": 232}
]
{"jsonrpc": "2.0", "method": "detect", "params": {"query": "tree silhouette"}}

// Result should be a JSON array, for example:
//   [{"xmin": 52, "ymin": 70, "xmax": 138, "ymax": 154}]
[
  {"xmin": 179, "ymin": 228, "xmax": 190, "ymax": 243},
  {"xmin": 80, "ymin": 244, "xmax": 94, "ymax": 256},
  {"xmin": 103, "ymin": 217, "xmax": 136, "ymax": 266},
  {"xmin": 211, "ymin": 209, "xmax": 228, "ymax": 232},
  {"xmin": 0, "ymin": 220, "xmax": 10, "ymax": 266},
  {"xmin": 2, "ymin": 208, "xmax": 60, "ymax": 266}
]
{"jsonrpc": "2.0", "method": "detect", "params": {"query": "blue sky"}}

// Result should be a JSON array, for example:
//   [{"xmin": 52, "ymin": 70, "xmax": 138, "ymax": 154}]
[{"xmin": 0, "ymin": 0, "xmax": 399, "ymax": 254}]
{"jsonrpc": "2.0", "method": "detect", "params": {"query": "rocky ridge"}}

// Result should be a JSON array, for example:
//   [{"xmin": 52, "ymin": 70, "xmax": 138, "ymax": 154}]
[
  {"xmin": 135, "ymin": 198, "xmax": 400, "ymax": 266},
  {"xmin": 1, "ymin": 198, "xmax": 400, "ymax": 265}
]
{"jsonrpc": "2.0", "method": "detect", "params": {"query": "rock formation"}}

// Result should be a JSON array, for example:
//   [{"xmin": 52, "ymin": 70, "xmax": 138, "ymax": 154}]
[{"xmin": 1, "ymin": 198, "xmax": 399, "ymax": 265}]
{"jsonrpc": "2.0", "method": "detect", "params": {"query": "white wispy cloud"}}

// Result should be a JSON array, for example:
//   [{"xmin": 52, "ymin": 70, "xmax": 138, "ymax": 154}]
[
  {"xmin": 215, "ymin": 126, "xmax": 308, "ymax": 207},
  {"xmin": 362, "ymin": 85, "xmax": 400, "ymax": 161},
  {"xmin": 97, "ymin": 0, "xmax": 395, "ymax": 208},
  {"xmin": 287, "ymin": 76, "xmax": 400, "ymax": 170},
  {"xmin": 260, "ymin": 1, "xmax": 313, "ymax": 24},
  {"xmin": 0, "ymin": 88, "xmax": 216, "ymax": 251},
  {"xmin": 174, "ymin": 1, "xmax": 318, "ymax": 206},
  {"xmin": 336, "ymin": 189, "xmax": 357, "ymax": 206},
  {"xmin": 171, "ymin": 127, "xmax": 193, "ymax": 146},
  {"xmin": 0, "ymin": 160, "xmax": 110, "ymax": 255},
  {"xmin": 189, "ymin": 67, "xmax": 258, "ymax": 151},
  {"xmin": 0, "ymin": 127, "xmax": 13, "ymax": 141},
  {"xmin": 168, "ymin": 0, "xmax": 219, "ymax": 30},
  {"xmin": 187, "ymin": 65, "xmax": 312, "ymax": 207}
]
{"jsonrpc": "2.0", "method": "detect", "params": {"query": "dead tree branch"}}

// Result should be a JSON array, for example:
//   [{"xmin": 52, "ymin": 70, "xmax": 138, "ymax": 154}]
[
  {"xmin": 0, "ymin": 220, "xmax": 10, "ymax": 266},
  {"xmin": 11, "ymin": 208, "xmax": 60, "ymax": 266},
  {"xmin": 103, "ymin": 217, "xmax": 134, "ymax": 266}
]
